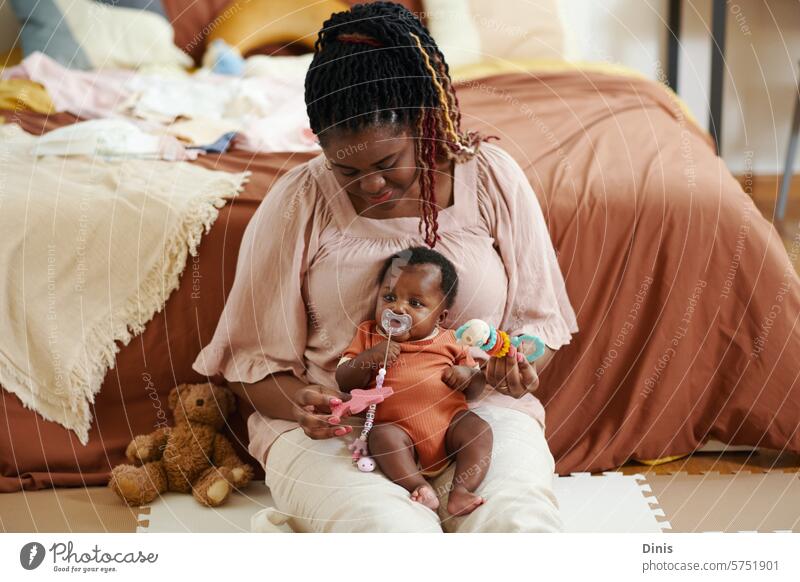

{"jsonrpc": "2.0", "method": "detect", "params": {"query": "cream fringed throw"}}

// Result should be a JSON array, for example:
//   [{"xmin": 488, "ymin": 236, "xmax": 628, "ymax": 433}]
[{"xmin": 0, "ymin": 124, "xmax": 249, "ymax": 444}]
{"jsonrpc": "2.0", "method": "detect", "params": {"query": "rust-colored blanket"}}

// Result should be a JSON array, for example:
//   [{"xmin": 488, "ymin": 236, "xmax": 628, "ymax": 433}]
[{"xmin": 2, "ymin": 70, "xmax": 798, "ymax": 491}]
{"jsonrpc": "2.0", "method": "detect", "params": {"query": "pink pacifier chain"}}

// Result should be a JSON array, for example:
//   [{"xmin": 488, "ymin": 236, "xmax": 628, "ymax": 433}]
[
  {"xmin": 329, "ymin": 309, "xmax": 410, "ymax": 471},
  {"xmin": 348, "ymin": 334, "xmax": 392, "ymax": 465}
]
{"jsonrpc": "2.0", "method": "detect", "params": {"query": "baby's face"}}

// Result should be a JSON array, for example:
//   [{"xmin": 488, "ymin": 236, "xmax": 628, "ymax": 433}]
[{"xmin": 375, "ymin": 263, "xmax": 448, "ymax": 342}]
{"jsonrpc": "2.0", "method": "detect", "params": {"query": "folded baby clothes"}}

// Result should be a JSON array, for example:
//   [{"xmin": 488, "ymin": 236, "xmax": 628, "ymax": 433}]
[
  {"xmin": 165, "ymin": 118, "xmax": 243, "ymax": 147},
  {"xmin": 0, "ymin": 79, "xmax": 55, "ymax": 114},
  {"xmin": 233, "ymin": 117, "xmax": 319, "ymax": 154},
  {"xmin": 202, "ymin": 39, "xmax": 246, "ymax": 77},
  {"xmin": 2, "ymin": 52, "xmax": 134, "ymax": 119},
  {"xmin": 243, "ymin": 54, "xmax": 313, "ymax": 81},
  {"xmin": 4, "ymin": 52, "xmax": 321, "ymax": 155},
  {"xmin": 122, "ymin": 70, "xmax": 271, "ymax": 123},
  {"xmin": 29, "ymin": 119, "xmax": 198, "ymax": 161},
  {"xmin": 188, "ymin": 131, "xmax": 238, "ymax": 154}
]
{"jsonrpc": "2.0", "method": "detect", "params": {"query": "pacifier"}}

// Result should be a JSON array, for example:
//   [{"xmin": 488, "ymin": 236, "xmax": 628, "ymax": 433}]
[{"xmin": 380, "ymin": 309, "xmax": 412, "ymax": 335}]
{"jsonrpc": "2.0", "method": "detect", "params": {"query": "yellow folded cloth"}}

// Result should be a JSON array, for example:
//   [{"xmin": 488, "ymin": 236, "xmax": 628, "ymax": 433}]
[
  {"xmin": 634, "ymin": 454, "xmax": 689, "ymax": 466},
  {"xmin": 0, "ymin": 79, "xmax": 55, "ymax": 114}
]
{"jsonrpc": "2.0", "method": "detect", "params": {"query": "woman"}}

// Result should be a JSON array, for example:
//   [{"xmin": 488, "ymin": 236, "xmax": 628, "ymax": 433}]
[{"xmin": 193, "ymin": 2, "xmax": 578, "ymax": 532}]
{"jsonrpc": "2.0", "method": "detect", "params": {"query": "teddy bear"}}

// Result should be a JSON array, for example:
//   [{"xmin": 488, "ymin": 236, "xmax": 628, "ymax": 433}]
[{"xmin": 109, "ymin": 383, "xmax": 254, "ymax": 507}]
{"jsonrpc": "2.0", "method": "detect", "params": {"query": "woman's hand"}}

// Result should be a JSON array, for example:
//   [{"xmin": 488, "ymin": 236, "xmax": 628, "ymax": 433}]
[
  {"xmin": 292, "ymin": 384, "xmax": 354, "ymax": 440},
  {"xmin": 485, "ymin": 355, "xmax": 539, "ymax": 398}
]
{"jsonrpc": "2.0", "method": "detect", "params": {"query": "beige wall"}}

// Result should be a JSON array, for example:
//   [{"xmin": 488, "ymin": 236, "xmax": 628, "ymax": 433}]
[{"xmin": 560, "ymin": 0, "xmax": 800, "ymax": 175}]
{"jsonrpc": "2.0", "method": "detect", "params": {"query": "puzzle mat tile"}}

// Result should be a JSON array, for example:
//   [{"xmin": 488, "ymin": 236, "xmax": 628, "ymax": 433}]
[
  {"xmin": 136, "ymin": 484, "xmax": 276, "ymax": 533},
  {"xmin": 642, "ymin": 471, "xmax": 800, "ymax": 533},
  {"xmin": 553, "ymin": 472, "xmax": 670, "ymax": 533}
]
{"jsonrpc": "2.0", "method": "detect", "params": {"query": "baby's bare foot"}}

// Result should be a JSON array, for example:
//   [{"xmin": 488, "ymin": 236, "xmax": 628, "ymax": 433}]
[
  {"xmin": 447, "ymin": 486, "xmax": 484, "ymax": 516},
  {"xmin": 410, "ymin": 484, "xmax": 439, "ymax": 510}
]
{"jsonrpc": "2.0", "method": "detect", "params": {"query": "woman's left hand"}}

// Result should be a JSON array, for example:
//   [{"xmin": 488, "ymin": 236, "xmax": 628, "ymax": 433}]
[{"xmin": 485, "ymin": 354, "xmax": 539, "ymax": 398}]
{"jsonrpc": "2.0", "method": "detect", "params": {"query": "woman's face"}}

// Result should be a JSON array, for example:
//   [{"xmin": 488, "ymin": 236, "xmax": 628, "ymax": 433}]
[{"xmin": 321, "ymin": 124, "xmax": 419, "ymax": 213}]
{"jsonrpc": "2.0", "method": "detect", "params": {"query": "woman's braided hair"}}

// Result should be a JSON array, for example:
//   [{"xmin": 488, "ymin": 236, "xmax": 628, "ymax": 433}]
[{"xmin": 305, "ymin": 1, "xmax": 485, "ymax": 247}]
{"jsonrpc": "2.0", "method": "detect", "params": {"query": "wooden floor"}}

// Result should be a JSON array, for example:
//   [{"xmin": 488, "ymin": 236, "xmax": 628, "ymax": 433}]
[
  {"xmin": 620, "ymin": 174, "xmax": 800, "ymax": 477},
  {"xmin": 621, "ymin": 448, "xmax": 800, "ymax": 476}
]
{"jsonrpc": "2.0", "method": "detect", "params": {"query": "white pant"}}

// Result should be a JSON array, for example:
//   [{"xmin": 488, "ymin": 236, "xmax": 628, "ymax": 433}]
[{"xmin": 263, "ymin": 406, "xmax": 562, "ymax": 532}]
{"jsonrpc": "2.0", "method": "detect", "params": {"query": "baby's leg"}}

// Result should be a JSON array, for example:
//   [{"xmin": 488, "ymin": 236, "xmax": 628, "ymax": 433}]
[
  {"xmin": 368, "ymin": 424, "xmax": 439, "ymax": 510},
  {"xmin": 444, "ymin": 410, "xmax": 494, "ymax": 516}
]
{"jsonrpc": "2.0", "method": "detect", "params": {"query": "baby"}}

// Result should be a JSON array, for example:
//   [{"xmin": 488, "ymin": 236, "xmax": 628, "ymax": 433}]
[{"xmin": 336, "ymin": 246, "xmax": 493, "ymax": 516}]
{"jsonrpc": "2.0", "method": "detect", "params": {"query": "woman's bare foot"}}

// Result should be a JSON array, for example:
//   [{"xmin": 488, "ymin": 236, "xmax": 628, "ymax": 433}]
[
  {"xmin": 410, "ymin": 484, "xmax": 439, "ymax": 510},
  {"xmin": 447, "ymin": 486, "xmax": 484, "ymax": 516}
]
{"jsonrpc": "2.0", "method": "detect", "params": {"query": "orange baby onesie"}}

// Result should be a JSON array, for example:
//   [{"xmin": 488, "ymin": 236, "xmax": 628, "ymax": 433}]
[{"xmin": 341, "ymin": 320, "xmax": 477, "ymax": 475}]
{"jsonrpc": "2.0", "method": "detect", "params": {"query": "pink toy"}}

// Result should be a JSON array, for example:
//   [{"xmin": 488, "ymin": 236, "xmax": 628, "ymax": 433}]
[
  {"xmin": 330, "ymin": 384, "xmax": 393, "ymax": 420},
  {"xmin": 356, "ymin": 457, "xmax": 376, "ymax": 472},
  {"xmin": 348, "ymin": 438, "xmax": 370, "ymax": 458}
]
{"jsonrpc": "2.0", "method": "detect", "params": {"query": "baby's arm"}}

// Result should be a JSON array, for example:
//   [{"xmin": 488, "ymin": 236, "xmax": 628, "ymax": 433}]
[
  {"xmin": 462, "ymin": 367, "xmax": 487, "ymax": 400},
  {"xmin": 442, "ymin": 365, "xmax": 486, "ymax": 400},
  {"xmin": 335, "ymin": 355, "xmax": 373, "ymax": 392},
  {"xmin": 335, "ymin": 340, "xmax": 400, "ymax": 392}
]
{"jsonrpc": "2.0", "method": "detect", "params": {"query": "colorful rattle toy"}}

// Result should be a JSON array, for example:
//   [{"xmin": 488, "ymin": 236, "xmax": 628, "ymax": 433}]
[
  {"xmin": 329, "ymin": 309, "xmax": 412, "ymax": 472},
  {"xmin": 454, "ymin": 319, "xmax": 546, "ymax": 363}
]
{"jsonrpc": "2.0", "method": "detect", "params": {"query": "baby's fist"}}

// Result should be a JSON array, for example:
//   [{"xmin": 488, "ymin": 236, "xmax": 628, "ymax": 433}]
[
  {"xmin": 369, "ymin": 340, "xmax": 400, "ymax": 365},
  {"xmin": 441, "ymin": 366, "xmax": 473, "ymax": 392}
]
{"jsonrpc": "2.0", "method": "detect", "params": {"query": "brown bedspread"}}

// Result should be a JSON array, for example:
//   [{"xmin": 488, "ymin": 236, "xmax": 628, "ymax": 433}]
[{"xmin": 2, "ymin": 70, "xmax": 798, "ymax": 491}]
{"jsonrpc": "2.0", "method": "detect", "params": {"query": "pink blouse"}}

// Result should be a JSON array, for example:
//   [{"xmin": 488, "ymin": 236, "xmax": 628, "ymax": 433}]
[{"xmin": 192, "ymin": 142, "xmax": 579, "ymax": 467}]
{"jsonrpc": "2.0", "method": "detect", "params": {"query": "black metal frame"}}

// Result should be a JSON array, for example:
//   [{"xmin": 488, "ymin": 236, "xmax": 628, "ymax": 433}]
[
  {"xmin": 666, "ymin": 0, "xmax": 727, "ymax": 154},
  {"xmin": 777, "ymin": 62, "xmax": 800, "ymax": 221}
]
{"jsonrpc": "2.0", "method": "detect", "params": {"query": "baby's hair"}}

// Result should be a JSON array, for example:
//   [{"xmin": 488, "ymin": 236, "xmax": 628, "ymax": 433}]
[
  {"xmin": 305, "ymin": 1, "xmax": 486, "ymax": 247},
  {"xmin": 377, "ymin": 246, "xmax": 459, "ymax": 308}
]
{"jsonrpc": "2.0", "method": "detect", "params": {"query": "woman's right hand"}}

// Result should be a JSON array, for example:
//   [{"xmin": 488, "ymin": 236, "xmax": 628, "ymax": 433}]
[{"xmin": 292, "ymin": 384, "xmax": 354, "ymax": 440}]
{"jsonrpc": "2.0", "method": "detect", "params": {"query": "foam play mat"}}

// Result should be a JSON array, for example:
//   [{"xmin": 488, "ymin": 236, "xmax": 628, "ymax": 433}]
[
  {"xmin": 134, "ymin": 472, "xmax": 670, "ymax": 533},
  {"xmin": 135, "ymin": 486, "xmax": 276, "ymax": 533},
  {"xmin": 3, "ymin": 470, "xmax": 798, "ymax": 533},
  {"xmin": 554, "ymin": 472, "xmax": 670, "ymax": 533}
]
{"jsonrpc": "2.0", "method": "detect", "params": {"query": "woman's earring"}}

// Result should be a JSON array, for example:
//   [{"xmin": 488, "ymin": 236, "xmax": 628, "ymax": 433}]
[{"xmin": 324, "ymin": 159, "xmax": 333, "ymax": 171}]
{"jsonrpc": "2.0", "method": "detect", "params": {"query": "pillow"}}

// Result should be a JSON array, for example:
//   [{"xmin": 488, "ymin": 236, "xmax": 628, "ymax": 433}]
[
  {"xmin": 203, "ymin": 0, "xmax": 425, "ymax": 60},
  {"xmin": 423, "ymin": 0, "xmax": 567, "ymax": 68},
  {"xmin": 10, "ymin": 0, "xmax": 192, "ymax": 70},
  {"xmin": 206, "ymin": 0, "xmax": 350, "ymax": 56},
  {"xmin": 96, "ymin": 0, "xmax": 166, "ymax": 18},
  {"xmin": 343, "ymin": 0, "xmax": 424, "ymax": 15},
  {"xmin": 10, "ymin": 0, "xmax": 91, "ymax": 69}
]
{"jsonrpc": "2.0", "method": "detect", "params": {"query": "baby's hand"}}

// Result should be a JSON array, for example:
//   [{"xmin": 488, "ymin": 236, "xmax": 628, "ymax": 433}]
[
  {"xmin": 363, "ymin": 340, "xmax": 400, "ymax": 367},
  {"xmin": 441, "ymin": 365, "xmax": 475, "ymax": 393}
]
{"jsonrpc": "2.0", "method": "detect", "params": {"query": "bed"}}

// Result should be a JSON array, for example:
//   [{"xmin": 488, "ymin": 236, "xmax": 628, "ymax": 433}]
[{"xmin": 1, "ymin": 1, "xmax": 798, "ymax": 492}]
